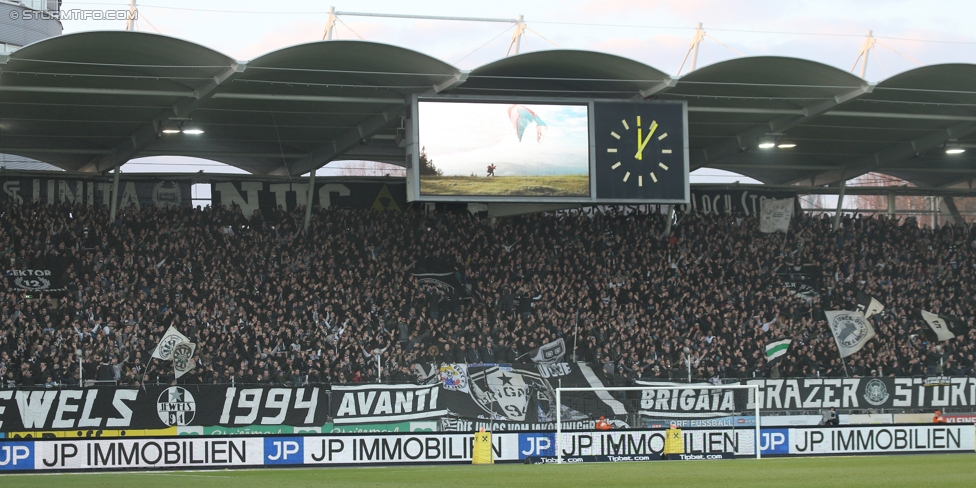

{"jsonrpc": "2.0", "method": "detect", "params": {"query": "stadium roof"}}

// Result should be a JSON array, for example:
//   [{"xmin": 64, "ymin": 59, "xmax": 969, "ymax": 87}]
[{"xmin": 1, "ymin": 30, "xmax": 976, "ymax": 189}]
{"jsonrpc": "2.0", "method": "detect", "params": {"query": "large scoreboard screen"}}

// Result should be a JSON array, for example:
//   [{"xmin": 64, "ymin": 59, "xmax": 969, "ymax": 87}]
[{"xmin": 406, "ymin": 95, "xmax": 689, "ymax": 204}]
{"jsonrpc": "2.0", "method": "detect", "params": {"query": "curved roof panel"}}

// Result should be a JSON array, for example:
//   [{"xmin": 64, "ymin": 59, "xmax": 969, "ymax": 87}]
[
  {"xmin": 458, "ymin": 49, "xmax": 671, "ymax": 98},
  {"xmin": 2, "ymin": 33, "xmax": 976, "ymax": 188}
]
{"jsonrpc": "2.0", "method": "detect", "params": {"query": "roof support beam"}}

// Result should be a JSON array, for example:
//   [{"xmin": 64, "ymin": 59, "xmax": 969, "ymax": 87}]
[
  {"xmin": 432, "ymin": 70, "xmax": 469, "ymax": 93},
  {"xmin": 0, "ymin": 86, "xmax": 195, "ymax": 97},
  {"xmin": 211, "ymin": 93, "xmax": 402, "ymax": 104},
  {"xmin": 639, "ymin": 77, "xmax": 678, "ymax": 98},
  {"xmin": 274, "ymin": 105, "xmax": 404, "ymax": 177},
  {"xmin": 792, "ymin": 121, "xmax": 976, "ymax": 186},
  {"xmin": 81, "ymin": 62, "xmax": 247, "ymax": 173},
  {"xmin": 689, "ymin": 106, "xmax": 976, "ymax": 123},
  {"xmin": 693, "ymin": 84, "xmax": 874, "ymax": 169}
]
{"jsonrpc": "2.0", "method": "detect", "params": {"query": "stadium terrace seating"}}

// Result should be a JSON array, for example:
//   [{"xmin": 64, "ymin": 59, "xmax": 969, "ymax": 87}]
[{"xmin": 0, "ymin": 201, "xmax": 973, "ymax": 388}]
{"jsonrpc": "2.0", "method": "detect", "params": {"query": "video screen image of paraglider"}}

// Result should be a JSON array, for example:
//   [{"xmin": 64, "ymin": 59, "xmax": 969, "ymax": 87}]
[
  {"xmin": 408, "ymin": 96, "xmax": 689, "ymax": 203},
  {"xmin": 415, "ymin": 100, "xmax": 591, "ymax": 198}
]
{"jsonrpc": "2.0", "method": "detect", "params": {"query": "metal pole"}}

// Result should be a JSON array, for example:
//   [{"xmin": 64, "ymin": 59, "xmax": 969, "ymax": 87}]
[
  {"xmin": 514, "ymin": 15, "xmax": 524, "ymax": 55},
  {"xmin": 754, "ymin": 384, "xmax": 761, "ymax": 460},
  {"xmin": 507, "ymin": 15, "xmax": 525, "ymax": 56},
  {"xmin": 662, "ymin": 205, "xmax": 674, "ymax": 237},
  {"xmin": 556, "ymin": 388, "xmax": 562, "ymax": 464},
  {"xmin": 110, "ymin": 164, "xmax": 121, "ymax": 223},
  {"xmin": 304, "ymin": 170, "xmax": 316, "ymax": 231},
  {"xmin": 77, "ymin": 350, "xmax": 83, "ymax": 385},
  {"xmin": 887, "ymin": 193, "xmax": 896, "ymax": 219},
  {"xmin": 860, "ymin": 30, "xmax": 873, "ymax": 79},
  {"xmin": 690, "ymin": 22, "xmax": 703, "ymax": 72},
  {"xmin": 832, "ymin": 181, "xmax": 846, "ymax": 231},
  {"xmin": 376, "ymin": 355, "xmax": 381, "ymax": 383},
  {"xmin": 125, "ymin": 0, "xmax": 137, "ymax": 31},
  {"xmin": 323, "ymin": 6, "xmax": 337, "ymax": 40},
  {"xmin": 572, "ymin": 313, "xmax": 578, "ymax": 362}
]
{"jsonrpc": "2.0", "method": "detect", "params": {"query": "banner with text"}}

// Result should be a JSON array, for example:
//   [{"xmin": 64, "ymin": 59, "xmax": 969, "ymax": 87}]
[
  {"xmin": 681, "ymin": 188, "xmax": 799, "ymax": 216},
  {"xmin": 0, "ymin": 386, "xmax": 329, "ymax": 432},
  {"xmin": 1, "ymin": 177, "xmax": 190, "ymax": 208},
  {"xmin": 746, "ymin": 377, "xmax": 976, "ymax": 411},
  {"xmin": 211, "ymin": 180, "xmax": 406, "ymax": 215}
]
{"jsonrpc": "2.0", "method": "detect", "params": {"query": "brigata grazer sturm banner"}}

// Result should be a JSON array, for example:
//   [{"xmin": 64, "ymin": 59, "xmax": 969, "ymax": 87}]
[{"xmin": 746, "ymin": 377, "xmax": 976, "ymax": 410}]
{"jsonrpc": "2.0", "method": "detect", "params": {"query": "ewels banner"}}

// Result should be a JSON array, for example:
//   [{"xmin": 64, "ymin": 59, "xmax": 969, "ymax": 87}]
[{"xmin": 0, "ymin": 386, "xmax": 328, "ymax": 432}]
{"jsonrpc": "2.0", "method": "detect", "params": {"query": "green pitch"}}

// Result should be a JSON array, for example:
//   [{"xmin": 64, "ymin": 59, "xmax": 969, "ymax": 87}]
[
  {"xmin": 421, "ymin": 175, "xmax": 589, "ymax": 196},
  {"xmin": 3, "ymin": 454, "xmax": 974, "ymax": 487}
]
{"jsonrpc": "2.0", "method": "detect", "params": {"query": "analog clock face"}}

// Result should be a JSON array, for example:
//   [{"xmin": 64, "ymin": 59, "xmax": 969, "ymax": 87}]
[{"xmin": 594, "ymin": 102, "xmax": 687, "ymax": 201}]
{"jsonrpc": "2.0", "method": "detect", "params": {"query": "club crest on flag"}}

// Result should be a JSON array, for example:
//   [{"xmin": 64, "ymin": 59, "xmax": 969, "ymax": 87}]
[
  {"xmin": 172, "ymin": 341, "xmax": 196, "ymax": 379},
  {"xmin": 467, "ymin": 366, "xmax": 553, "ymax": 422},
  {"xmin": 438, "ymin": 364, "xmax": 469, "ymax": 393},
  {"xmin": 152, "ymin": 325, "xmax": 190, "ymax": 361},
  {"xmin": 825, "ymin": 310, "xmax": 876, "ymax": 358},
  {"xmin": 831, "ymin": 313, "xmax": 870, "ymax": 348},
  {"xmin": 863, "ymin": 379, "xmax": 890, "ymax": 406},
  {"xmin": 156, "ymin": 386, "xmax": 196, "ymax": 426},
  {"xmin": 532, "ymin": 338, "xmax": 566, "ymax": 365}
]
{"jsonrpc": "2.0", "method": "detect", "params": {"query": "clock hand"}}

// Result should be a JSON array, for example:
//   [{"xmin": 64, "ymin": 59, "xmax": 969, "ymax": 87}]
[{"xmin": 635, "ymin": 120, "xmax": 658, "ymax": 160}]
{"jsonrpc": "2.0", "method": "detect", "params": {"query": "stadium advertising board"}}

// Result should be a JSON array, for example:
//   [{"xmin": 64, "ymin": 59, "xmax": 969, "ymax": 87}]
[
  {"xmin": 211, "ymin": 180, "xmax": 405, "ymax": 214},
  {"xmin": 746, "ymin": 377, "xmax": 976, "ymax": 411},
  {"xmin": 0, "ymin": 176, "xmax": 190, "ymax": 208},
  {"xmin": 406, "ymin": 96, "xmax": 689, "ymax": 204},
  {"xmin": 0, "ymin": 425, "xmax": 971, "ymax": 472}
]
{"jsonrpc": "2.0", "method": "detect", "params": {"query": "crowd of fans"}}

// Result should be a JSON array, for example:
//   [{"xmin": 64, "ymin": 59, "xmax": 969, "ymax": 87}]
[{"xmin": 0, "ymin": 198, "xmax": 974, "ymax": 389}]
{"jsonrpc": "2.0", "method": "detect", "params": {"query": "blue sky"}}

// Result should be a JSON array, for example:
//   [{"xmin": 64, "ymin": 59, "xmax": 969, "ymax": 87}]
[
  {"xmin": 419, "ymin": 102, "xmax": 589, "ymax": 176},
  {"xmin": 51, "ymin": 0, "xmax": 976, "ymax": 184},
  {"xmin": 59, "ymin": 0, "xmax": 976, "ymax": 78}
]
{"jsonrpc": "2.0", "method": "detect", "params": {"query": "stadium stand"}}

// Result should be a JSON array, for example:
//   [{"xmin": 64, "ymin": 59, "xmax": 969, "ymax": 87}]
[{"xmin": 0, "ymin": 200, "xmax": 974, "ymax": 389}]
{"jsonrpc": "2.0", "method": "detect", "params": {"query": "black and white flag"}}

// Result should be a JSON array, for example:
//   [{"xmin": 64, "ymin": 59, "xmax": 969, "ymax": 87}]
[
  {"xmin": 530, "ymin": 338, "xmax": 566, "ymax": 366},
  {"xmin": 152, "ymin": 325, "xmax": 190, "ymax": 360},
  {"xmin": 774, "ymin": 264, "xmax": 821, "ymax": 303},
  {"xmin": 173, "ymin": 341, "xmax": 197, "ymax": 379},
  {"xmin": 920, "ymin": 310, "xmax": 968, "ymax": 342},
  {"xmin": 759, "ymin": 198, "xmax": 793, "ymax": 233},
  {"xmin": 855, "ymin": 292, "xmax": 885, "ymax": 319},
  {"xmin": 825, "ymin": 311, "xmax": 876, "ymax": 358}
]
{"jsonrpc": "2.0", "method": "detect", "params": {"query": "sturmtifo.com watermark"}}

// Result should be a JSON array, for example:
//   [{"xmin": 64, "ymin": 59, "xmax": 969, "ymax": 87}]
[{"xmin": 10, "ymin": 9, "xmax": 138, "ymax": 21}]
